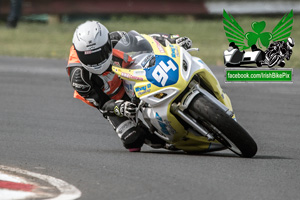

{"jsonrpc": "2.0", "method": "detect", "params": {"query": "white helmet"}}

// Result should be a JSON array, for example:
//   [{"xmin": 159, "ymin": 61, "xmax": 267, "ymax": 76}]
[
  {"xmin": 287, "ymin": 37, "xmax": 295, "ymax": 50},
  {"xmin": 73, "ymin": 21, "xmax": 112, "ymax": 74}
]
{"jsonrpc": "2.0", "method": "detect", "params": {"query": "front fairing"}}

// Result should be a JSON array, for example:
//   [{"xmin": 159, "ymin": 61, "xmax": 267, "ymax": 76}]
[{"xmin": 113, "ymin": 31, "xmax": 184, "ymax": 100}]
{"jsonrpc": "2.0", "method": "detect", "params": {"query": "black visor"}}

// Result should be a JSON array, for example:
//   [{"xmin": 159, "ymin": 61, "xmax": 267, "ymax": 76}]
[{"xmin": 76, "ymin": 39, "xmax": 112, "ymax": 66}]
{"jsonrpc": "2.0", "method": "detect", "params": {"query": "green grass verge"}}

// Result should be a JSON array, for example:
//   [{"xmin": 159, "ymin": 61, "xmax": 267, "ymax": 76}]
[{"xmin": 0, "ymin": 15, "xmax": 299, "ymax": 67}]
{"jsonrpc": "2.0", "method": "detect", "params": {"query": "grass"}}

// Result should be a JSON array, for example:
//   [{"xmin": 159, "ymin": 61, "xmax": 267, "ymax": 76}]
[{"xmin": 0, "ymin": 15, "xmax": 299, "ymax": 67}]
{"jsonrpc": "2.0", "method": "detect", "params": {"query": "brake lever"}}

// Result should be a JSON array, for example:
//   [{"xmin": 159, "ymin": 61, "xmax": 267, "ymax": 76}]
[{"xmin": 187, "ymin": 48, "xmax": 199, "ymax": 52}]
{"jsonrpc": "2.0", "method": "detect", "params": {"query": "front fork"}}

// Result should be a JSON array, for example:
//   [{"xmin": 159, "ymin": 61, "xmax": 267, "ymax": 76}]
[{"xmin": 170, "ymin": 80, "xmax": 234, "ymax": 141}]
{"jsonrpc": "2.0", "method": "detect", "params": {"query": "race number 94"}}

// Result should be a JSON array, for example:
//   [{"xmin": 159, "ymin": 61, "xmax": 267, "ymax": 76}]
[{"xmin": 152, "ymin": 60, "xmax": 177, "ymax": 87}]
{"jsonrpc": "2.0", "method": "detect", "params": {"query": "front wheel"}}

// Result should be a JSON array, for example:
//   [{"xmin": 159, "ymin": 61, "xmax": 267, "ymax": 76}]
[
  {"xmin": 267, "ymin": 53, "xmax": 280, "ymax": 68},
  {"xmin": 188, "ymin": 93, "xmax": 257, "ymax": 158}
]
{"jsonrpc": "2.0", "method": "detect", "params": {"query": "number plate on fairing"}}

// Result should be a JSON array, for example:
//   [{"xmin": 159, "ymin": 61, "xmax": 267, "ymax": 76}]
[{"xmin": 144, "ymin": 55, "xmax": 179, "ymax": 87}]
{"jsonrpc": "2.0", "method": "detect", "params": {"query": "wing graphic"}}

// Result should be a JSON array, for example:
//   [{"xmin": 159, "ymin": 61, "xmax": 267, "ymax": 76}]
[
  {"xmin": 223, "ymin": 9, "xmax": 247, "ymax": 50},
  {"xmin": 272, "ymin": 10, "xmax": 293, "ymax": 42}
]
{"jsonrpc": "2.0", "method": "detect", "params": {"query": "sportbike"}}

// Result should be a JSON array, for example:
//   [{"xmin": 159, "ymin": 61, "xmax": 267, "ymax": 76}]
[{"xmin": 112, "ymin": 31, "xmax": 257, "ymax": 158}]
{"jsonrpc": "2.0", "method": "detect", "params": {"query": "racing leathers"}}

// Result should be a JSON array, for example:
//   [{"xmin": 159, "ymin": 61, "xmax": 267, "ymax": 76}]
[{"xmin": 67, "ymin": 31, "xmax": 192, "ymax": 151}]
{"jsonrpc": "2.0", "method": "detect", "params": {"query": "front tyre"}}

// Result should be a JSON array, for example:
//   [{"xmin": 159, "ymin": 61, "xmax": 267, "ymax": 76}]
[{"xmin": 188, "ymin": 93, "xmax": 257, "ymax": 158}]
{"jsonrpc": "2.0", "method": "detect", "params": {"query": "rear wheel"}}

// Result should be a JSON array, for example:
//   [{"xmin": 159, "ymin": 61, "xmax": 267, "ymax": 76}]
[{"xmin": 188, "ymin": 93, "xmax": 257, "ymax": 158}]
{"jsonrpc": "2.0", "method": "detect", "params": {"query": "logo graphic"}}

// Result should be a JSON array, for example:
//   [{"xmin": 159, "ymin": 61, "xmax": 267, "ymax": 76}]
[
  {"xmin": 114, "ymin": 106, "xmax": 122, "ymax": 117},
  {"xmin": 170, "ymin": 44, "xmax": 179, "ymax": 58},
  {"xmin": 121, "ymin": 72, "xmax": 144, "ymax": 81},
  {"xmin": 145, "ymin": 55, "xmax": 179, "ymax": 87},
  {"xmin": 223, "ymin": 10, "xmax": 295, "ymax": 68},
  {"xmin": 225, "ymin": 68, "xmax": 293, "ymax": 83},
  {"xmin": 135, "ymin": 84, "xmax": 151, "ymax": 96},
  {"xmin": 155, "ymin": 113, "xmax": 170, "ymax": 135},
  {"xmin": 223, "ymin": 9, "xmax": 293, "ymax": 50},
  {"xmin": 135, "ymin": 84, "xmax": 151, "ymax": 92},
  {"xmin": 155, "ymin": 113, "xmax": 176, "ymax": 136},
  {"xmin": 120, "ymin": 33, "xmax": 130, "ymax": 46}
]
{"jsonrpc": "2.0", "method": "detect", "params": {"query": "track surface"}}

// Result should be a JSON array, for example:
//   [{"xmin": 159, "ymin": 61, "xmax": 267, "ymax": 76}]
[{"xmin": 0, "ymin": 56, "xmax": 299, "ymax": 200}]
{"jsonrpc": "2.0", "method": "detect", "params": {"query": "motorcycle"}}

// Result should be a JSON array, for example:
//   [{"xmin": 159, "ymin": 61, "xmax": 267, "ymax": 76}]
[
  {"xmin": 264, "ymin": 45, "xmax": 287, "ymax": 68},
  {"xmin": 112, "ymin": 31, "xmax": 257, "ymax": 158},
  {"xmin": 223, "ymin": 44, "xmax": 264, "ymax": 67},
  {"xmin": 265, "ymin": 50, "xmax": 284, "ymax": 68}
]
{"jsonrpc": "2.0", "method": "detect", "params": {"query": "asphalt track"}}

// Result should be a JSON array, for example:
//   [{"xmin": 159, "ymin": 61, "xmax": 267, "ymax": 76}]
[{"xmin": 0, "ymin": 56, "xmax": 299, "ymax": 200}]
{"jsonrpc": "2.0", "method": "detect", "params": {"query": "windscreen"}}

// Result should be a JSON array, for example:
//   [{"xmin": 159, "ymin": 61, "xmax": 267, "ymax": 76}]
[{"xmin": 114, "ymin": 30, "xmax": 153, "ymax": 57}]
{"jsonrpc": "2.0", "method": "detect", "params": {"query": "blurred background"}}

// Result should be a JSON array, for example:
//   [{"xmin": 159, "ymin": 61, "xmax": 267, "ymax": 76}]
[{"xmin": 0, "ymin": 0, "xmax": 299, "ymax": 67}]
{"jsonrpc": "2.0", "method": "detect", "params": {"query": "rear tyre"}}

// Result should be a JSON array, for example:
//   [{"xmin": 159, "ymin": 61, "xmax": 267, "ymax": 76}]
[{"xmin": 188, "ymin": 93, "xmax": 257, "ymax": 158}]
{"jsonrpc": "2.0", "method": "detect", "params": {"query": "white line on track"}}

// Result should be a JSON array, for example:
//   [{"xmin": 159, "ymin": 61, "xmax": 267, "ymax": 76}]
[{"xmin": 0, "ymin": 56, "xmax": 65, "ymax": 76}]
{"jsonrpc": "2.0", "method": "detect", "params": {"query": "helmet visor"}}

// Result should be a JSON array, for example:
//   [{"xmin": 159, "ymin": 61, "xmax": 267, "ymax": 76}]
[
  {"xmin": 287, "ymin": 38, "xmax": 295, "ymax": 49},
  {"xmin": 76, "ymin": 39, "xmax": 112, "ymax": 69}
]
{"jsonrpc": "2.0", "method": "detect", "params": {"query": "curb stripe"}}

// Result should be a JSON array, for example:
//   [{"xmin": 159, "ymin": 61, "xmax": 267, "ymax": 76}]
[
  {"xmin": 0, "ymin": 180, "xmax": 35, "ymax": 192},
  {"xmin": 0, "ymin": 165, "xmax": 81, "ymax": 200}
]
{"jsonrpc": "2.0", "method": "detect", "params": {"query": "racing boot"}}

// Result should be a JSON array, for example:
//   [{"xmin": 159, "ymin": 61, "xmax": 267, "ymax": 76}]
[{"xmin": 106, "ymin": 115, "xmax": 145, "ymax": 152}]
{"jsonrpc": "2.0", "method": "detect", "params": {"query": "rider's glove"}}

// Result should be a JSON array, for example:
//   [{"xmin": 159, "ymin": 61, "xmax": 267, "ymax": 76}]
[
  {"xmin": 176, "ymin": 37, "xmax": 192, "ymax": 50},
  {"xmin": 114, "ymin": 100, "xmax": 136, "ymax": 118}
]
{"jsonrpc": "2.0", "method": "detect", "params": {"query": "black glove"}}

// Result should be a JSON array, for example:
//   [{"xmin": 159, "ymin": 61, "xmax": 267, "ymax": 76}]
[
  {"xmin": 114, "ymin": 100, "xmax": 136, "ymax": 118},
  {"xmin": 176, "ymin": 37, "xmax": 192, "ymax": 50}
]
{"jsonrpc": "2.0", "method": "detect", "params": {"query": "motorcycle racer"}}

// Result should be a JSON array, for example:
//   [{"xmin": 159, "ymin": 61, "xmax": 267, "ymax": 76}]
[
  {"xmin": 264, "ymin": 37, "xmax": 295, "ymax": 68},
  {"xmin": 66, "ymin": 20, "xmax": 192, "ymax": 152}
]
